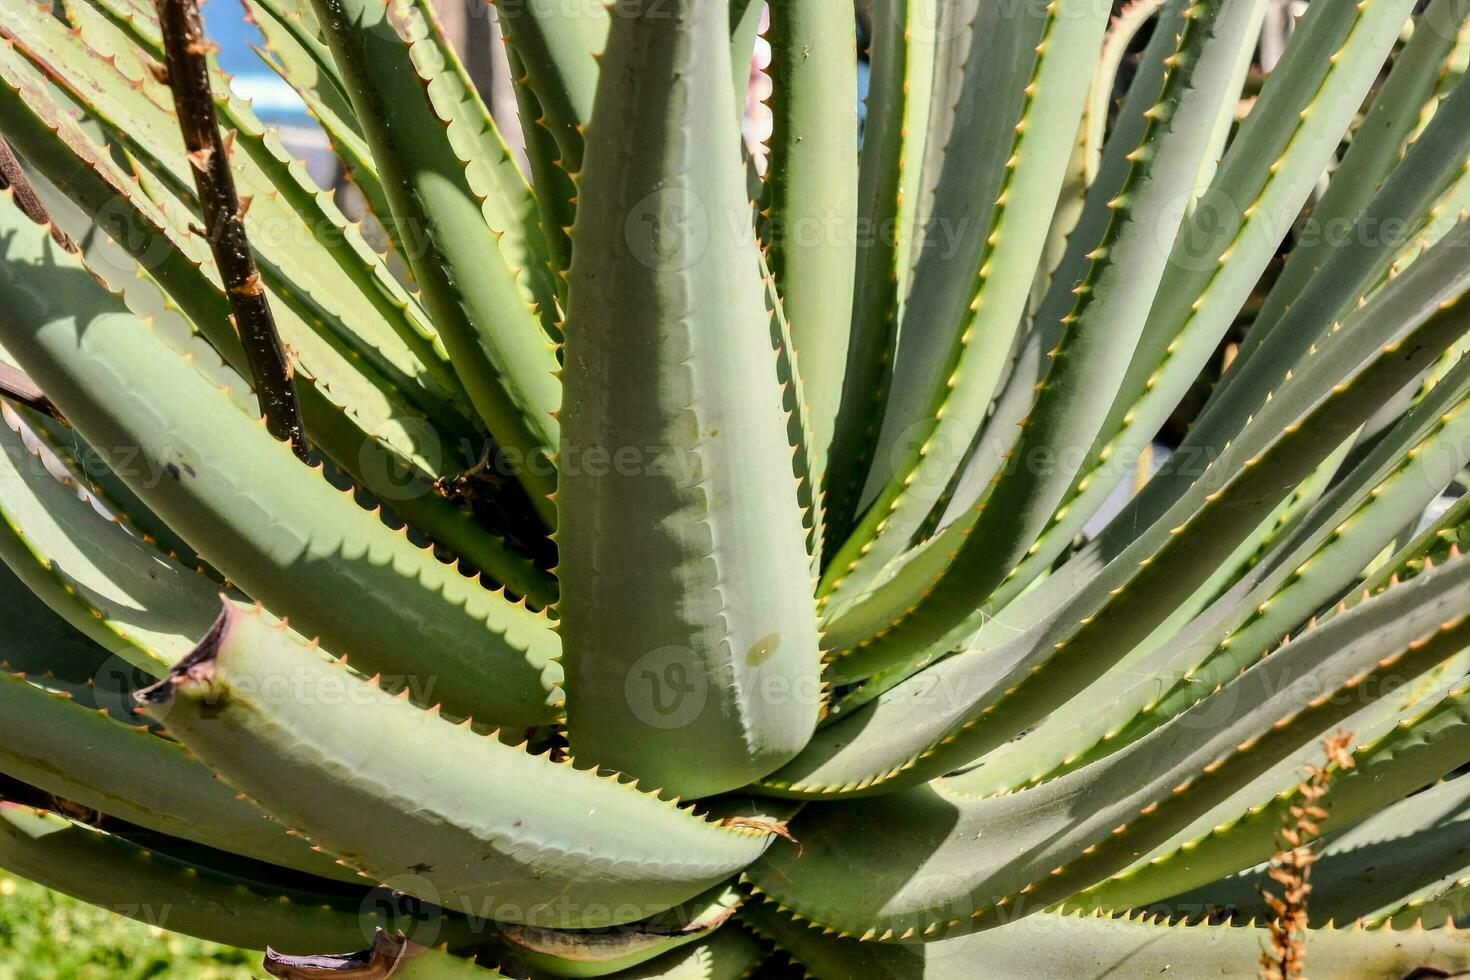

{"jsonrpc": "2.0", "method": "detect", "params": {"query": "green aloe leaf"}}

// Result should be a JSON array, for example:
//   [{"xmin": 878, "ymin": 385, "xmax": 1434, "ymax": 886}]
[
  {"xmin": 310, "ymin": 0, "xmax": 563, "ymax": 523},
  {"xmin": 760, "ymin": 0, "xmax": 858, "ymax": 499},
  {"xmin": 824, "ymin": 0, "xmax": 937, "ymax": 560},
  {"xmin": 558, "ymin": 0, "xmax": 820, "ymax": 798},
  {"xmin": 496, "ymin": 885, "xmax": 742, "ymax": 978},
  {"xmin": 819, "ymin": 0, "xmax": 1108, "ymax": 611},
  {"xmin": 0, "ymin": 205, "xmax": 563, "ymax": 726},
  {"xmin": 138, "ymin": 602, "xmax": 774, "ymax": 929},
  {"xmin": 948, "ymin": 347, "xmax": 1470, "ymax": 798},
  {"xmin": 0, "ymin": 37, "xmax": 557, "ymax": 605},
  {"xmin": 919, "ymin": 0, "xmax": 1428, "ymax": 641},
  {"xmin": 598, "ymin": 929, "xmax": 766, "ymax": 980},
  {"xmin": 761, "ymin": 227, "xmax": 1470, "ymax": 794},
  {"xmin": 1234, "ymin": 0, "xmax": 1470, "ymax": 370},
  {"xmin": 821, "ymin": 0, "xmax": 1269, "ymax": 674},
  {"xmin": 0, "ymin": 801, "xmax": 466, "ymax": 954},
  {"xmin": 0, "ymin": 643, "xmax": 355, "ymax": 882},
  {"xmin": 1153, "ymin": 772, "xmax": 1470, "ymax": 927},
  {"xmin": 748, "ymin": 551, "xmax": 1470, "ymax": 939},
  {"xmin": 1076, "ymin": 665, "xmax": 1470, "ymax": 911},
  {"xmin": 742, "ymin": 900, "xmax": 1470, "ymax": 979}
]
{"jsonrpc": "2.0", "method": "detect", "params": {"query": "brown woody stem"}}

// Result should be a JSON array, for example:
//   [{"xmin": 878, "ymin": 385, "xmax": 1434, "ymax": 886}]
[
  {"xmin": 0, "ymin": 363, "xmax": 65, "ymax": 423},
  {"xmin": 154, "ymin": 0, "xmax": 308, "ymax": 460},
  {"xmin": 0, "ymin": 137, "xmax": 69, "ymax": 422},
  {"xmin": 0, "ymin": 137, "xmax": 76, "ymax": 253}
]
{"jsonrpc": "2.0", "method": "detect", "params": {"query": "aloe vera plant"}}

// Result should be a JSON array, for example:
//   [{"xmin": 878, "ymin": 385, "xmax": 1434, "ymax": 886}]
[{"xmin": 5, "ymin": 0, "xmax": 1470, "ymax": 975}]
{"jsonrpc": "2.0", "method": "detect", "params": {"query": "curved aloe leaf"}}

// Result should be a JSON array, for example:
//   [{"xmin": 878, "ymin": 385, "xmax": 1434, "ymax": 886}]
[
  {"xmin": 138, "ymin": 602, "xmax": 773, "ymax": 929},
  {"xmin": 496, "ymin": 885, "xmax": 741, "ymax": 978},
  {"xmin": 491, "ymin": 0, "xmax": 605, "ymax": 175},
  {"xmin": 946, "ymin": 348, "xmax": 1470, "ymax": 797},
  {"xmin": 821, "ymin": 0, "xmax": 1269, "ymax": 673},
  {"xmin": 0, "ymin": 393, "xmax": 219, "ymax": 675},
  {"xmin": 11, "ymin": 0, "xmax": 473, "ymax": 427},
  {"xmin": 743, "ymin": 900, "xmax": 1470, "ymax": 979},
  {"xmin": 0, "ymin": 27, "xmax": 557, "ymax": 605},
  {"xmin": 747, "ymin": 552, "xmax": 1470, "ymax": 939},
  {"xmin": 1234, "ymin": 0, "xmax": 1470, "ymax": 370},
  {"xmin": 0, "ymin": 209, "xmax": 563, "ymax": 726},
  {"xmin": 239, "ymin": 0, "xmax": 354, "ymax": 130},
  {"xmin": 760, "ymin": 223, "xmax": 1470, "ymax": 795},
  {"xmin": 824, "ymin": 0, "xmax": 937, "ymax": 559},
  {"xmin": 310, "ymin": 0, "xmax": 563, "ymax": 523},
  {"xmin": 558, "ymin": 0, "xmax": 820, "ymax": 798},
  {"xmin": 602, "ymin": 928, "xmax": 766, "ymax": 980},
  {"xmin": 909, "ymin": 0, "xmax": 1428, "ymax": 640},
  {"xmin": 1056, "ymin": 60, "xmax": 1470, "ymax": 603},
  {"xmin": 1084, "ymin": 0, "xmax": 1172, "ymax": 183},
  {"xmin": 0, "ymin": 657, "xmax": 355, "ymax": 882},
  {"xmin": 0, "ymin": 801, "xmax": 467, "ymax": 953},
  {"xmin": 819, "ymin": 0, "xmax": 1108, "ymax": 610},
  {"xmin": 760, "ymin": 0, "xmax": 858, "ymax": 496},
  {"xmin": 1155, "ymin": 772, "xmax": 1470, "ymax": 927}
]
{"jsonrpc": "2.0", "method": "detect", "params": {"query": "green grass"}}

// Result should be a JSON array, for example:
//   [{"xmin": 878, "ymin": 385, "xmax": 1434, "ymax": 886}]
[{"xmin": 0, "ymin": 874, "xmax": 257, "ymax": 979}]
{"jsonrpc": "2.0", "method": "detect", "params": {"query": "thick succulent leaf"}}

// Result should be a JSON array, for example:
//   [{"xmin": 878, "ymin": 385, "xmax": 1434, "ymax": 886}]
[
  {"xmin": 946, "ymin": 348, "xmax": 1470, "ymax": 797},
  {"xmin": 742, "ymin": 901, "xmax": 1470, "ymax": 979},
  {"xmin": 920, "ymin": 0, "xmax": 1428, "ymax": 634},
  {"xmin": 921, "ymin": 0, "xmax": 1192, "ymax": 565},
  {"xmin": 558, "ymin": 0, "xmax": 820, "ymax": 799},
  {"xmin": 0, "ymin": 22, "xmax": 559, "ymax": 606},
  {"xmin": 0, "ymin": 557, "xmax": 117, "ymax": 701},
  {"xmin": 503, "ymin": 42, "xmax": 575, "ymax": 303},
  {"xmin": 496, "ymin": 885, "xmax": 742, "ymax": 978},
  {"xmin": 819, "ymin": 0, "xmax": 1108, "ymax": 609},
  {"xmin": 60, "ymin": 0, "xmax": 161, "ymax": 57},
  {"xmin": 1234, "ymin": 0, "xmax": 1470, "ymax": 369},
  {"xmin": 1066, "ymin": 50, "xmax": 1470, "ymax": 596},
  {"xmin": 821, "ymin": 0, "xmax": 1269, "ymax": 672},
  {"xmin": 241, "ymin": 0, "xmax": 401, "ymax": 250},
  {"xmin": 0, "ymin": 6, "xmax": 465, "ymax": 438},
  {"xmin": 0, "ymin": 397, "xmax": 218, "ymax": 674},
  {"xmin": 1071, "ymin": 642, "xmax": 1470, "ymax": 910},
  {"xmin": 0, "ymin": 647, "xmax": 355, "ymax": 882},
  {"xmin": 747, "ymin": 552, "xmax": 1470, "ymax": 939},
  {"xmin": 310, "ymin": 0, "xmax": 562, "ymax": 522},
  {"xmin": 491, "ymin": 0, "xmax": 610, "ymax": 305},
  {"xmin": 1076, "ymin": 651, "xmax": 1470, "ymax": 911},
  {"xmin": 766, "ymin": 247, "xmax": 823, "ymax": 569},
  {"xmin": 21, "ymin": 406, "xmax": 211, "ymax": 576},
  {"xmin": 0, "ymin": 211, "xmax": 563, "ymax": 726},
  {"xmin": 491, "ymin": 0, "xmax": 605, "ymax": 174},
  {"xmin": 0, "ymin": 801, "xmax": 467, "ymax": 953},
  {"xmin": 824, "ymin": 0, "xmax": 938, "ymax": 558},
  {"xmin": 401, "ymin": 0, "xmax": 559, "ymax": 335},
  {"xmin": 1154, "ymin": 773, "xmax": 1470, "ymax": 927},
  {"xmin": 760, "ymin": 222, "xmax": 1470, "ymax": 795},
  {"xmin": 1361, "ymin": 489, "xmax": 1470, "ymax": 601},
  {"xmin": 138, "ymin": 603, "xmax": 772, "ymax": 929},
  {"xmin": 493, "ymin": 0, "xmax": 797, "ymax": 297},
  {"xmin": 1084, "ymin": 0, "xmax": 1171, "ymax": 182},
  {"xmin": 760, "ymin": 0, "xmax": 858, "ymax": 497},
  {"xmin": 601, "ymin": 929, "xmax": 766, "ymax": 980},
  {"xmin": 240, "ymin": 0, "xmax": 357, "ymax": 136},
  {"xmin": 7, "ymin": 0, "xmax": 473, "ymax": 427},
  {"xmin": 1187, "ymin": 72, "xmax": 1470, "ymax": 466}
]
